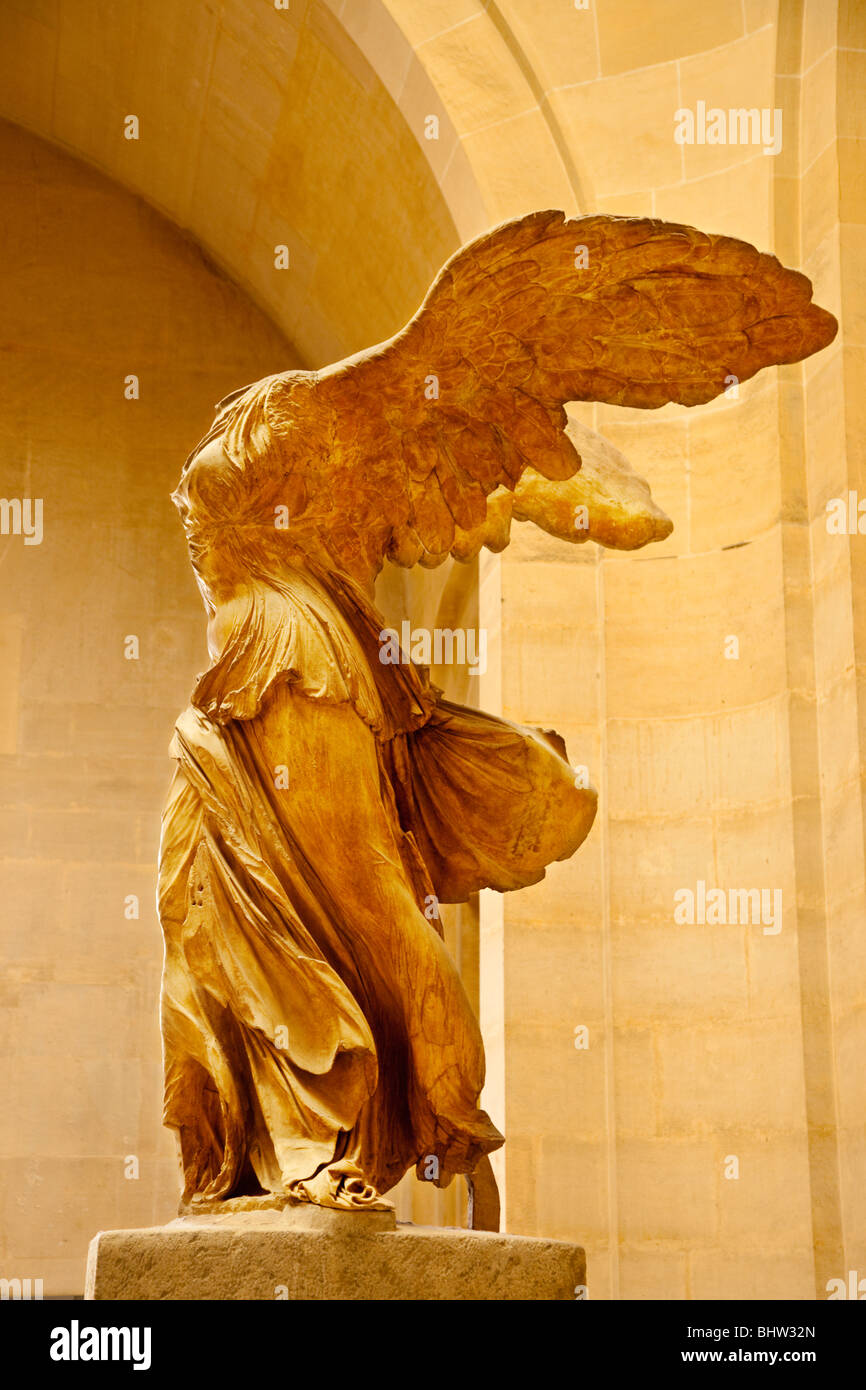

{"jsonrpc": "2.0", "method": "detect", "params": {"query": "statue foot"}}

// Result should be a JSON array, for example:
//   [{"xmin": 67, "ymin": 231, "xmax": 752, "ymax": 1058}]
[{"xmin": 289, "ymin": 1160, "xmax": 394, "ymax": 1212}]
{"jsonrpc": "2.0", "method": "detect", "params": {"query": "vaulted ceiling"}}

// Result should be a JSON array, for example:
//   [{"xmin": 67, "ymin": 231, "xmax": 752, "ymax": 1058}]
[{"xmin": 0, "ymin": 0, "xmax": 475, "ymax": 366}]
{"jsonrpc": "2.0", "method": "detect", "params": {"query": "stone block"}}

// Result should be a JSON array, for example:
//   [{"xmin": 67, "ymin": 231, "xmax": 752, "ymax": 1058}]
[{"xmin": 85, "ymin": 1207, "xmax": 586, "ymax": 1301}]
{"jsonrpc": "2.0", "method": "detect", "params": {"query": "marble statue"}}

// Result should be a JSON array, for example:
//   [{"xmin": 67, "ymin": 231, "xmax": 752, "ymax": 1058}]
[{"xmin": 157, "ymin": 211, "xmax": 836, "ymax": 1225}]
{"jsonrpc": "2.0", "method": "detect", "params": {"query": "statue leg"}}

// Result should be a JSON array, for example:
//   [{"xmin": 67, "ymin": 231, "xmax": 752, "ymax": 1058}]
[{"xmin": 241, "ymin": 684, "xmax": 503, "ymax": 1199}]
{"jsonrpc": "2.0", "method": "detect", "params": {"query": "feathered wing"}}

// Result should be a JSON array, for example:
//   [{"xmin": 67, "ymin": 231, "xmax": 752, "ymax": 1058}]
[
  {"xmin": 255, "ymin": 211, "xmax": 837, "ymax": 584},
  {"xmin": 450, "ymin": 413, "xmax": 675, "ymax": 561}
]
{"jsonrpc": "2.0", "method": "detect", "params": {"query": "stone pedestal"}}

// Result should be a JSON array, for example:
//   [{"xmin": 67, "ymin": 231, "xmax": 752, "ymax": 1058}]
[{"xmin": 85, "ymin": 1205, "xmax": 585, "ymax": 1301}]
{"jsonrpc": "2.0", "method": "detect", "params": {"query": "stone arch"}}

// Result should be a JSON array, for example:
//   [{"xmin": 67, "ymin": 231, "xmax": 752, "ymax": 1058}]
[{"xmin": 0, "ymin": 0, "xmax": 475, "ymax": 365}]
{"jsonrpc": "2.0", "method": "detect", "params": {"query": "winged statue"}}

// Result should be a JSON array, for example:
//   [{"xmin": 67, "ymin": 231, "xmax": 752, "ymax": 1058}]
[{"xmin": 158, "ymin": 211, "xmax": 836, "ymax": 1225}]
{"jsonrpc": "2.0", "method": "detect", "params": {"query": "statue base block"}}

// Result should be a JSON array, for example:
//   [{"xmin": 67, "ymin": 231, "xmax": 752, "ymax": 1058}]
[{"xmin": 85, "ymin": 1207, "xmax": 585, "ymax": 1301}]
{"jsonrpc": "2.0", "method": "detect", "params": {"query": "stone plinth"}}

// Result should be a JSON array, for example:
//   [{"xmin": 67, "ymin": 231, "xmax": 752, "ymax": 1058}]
[{"xmin": 85, "ymin": 1206, "xmax": 585, "ymax": 1301}]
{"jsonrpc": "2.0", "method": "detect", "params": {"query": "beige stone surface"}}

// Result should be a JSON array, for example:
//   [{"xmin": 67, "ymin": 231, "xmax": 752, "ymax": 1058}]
[
  {"xmin": 0, "ymin": 0, "xmax": 461, "ymax": 365},
  {"xmin": 553, "ymin": 65, "xmax": 684, "ymax": 202},
  {"xmin": 596, "ymin": 0, "xmax": 743, "ymax": 77},
  {"xmin": 85, "ymin": 1213, "xmax": 585, "ymax": 1301},
  {"xmin": 653, "ymin": 155, "xmax": 773, "ymax": 252},
  {"xmin": 1, "ymin": 0, "xmax": 863, "ymax": 1306}
]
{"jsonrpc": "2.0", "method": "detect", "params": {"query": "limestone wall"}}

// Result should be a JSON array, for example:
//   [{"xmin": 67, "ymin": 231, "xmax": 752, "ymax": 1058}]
[{"xmin": 0, "ymin": 0, "xmax": 862, "ymax": 1301}]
